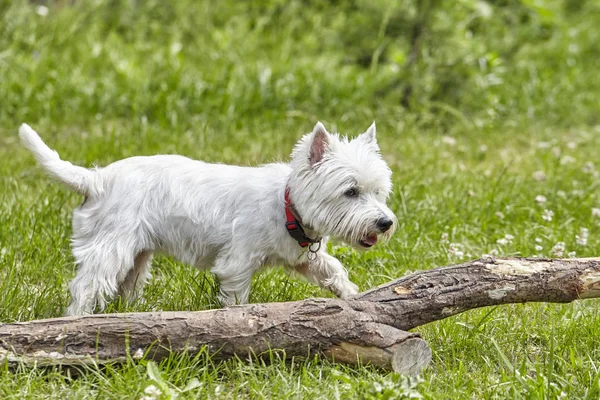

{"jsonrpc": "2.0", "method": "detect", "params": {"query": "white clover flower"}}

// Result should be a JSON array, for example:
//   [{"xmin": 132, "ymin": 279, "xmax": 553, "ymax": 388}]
[
  {"xmin": 568, "ymin": 251, "xmax": 577, "ymax": 258},
  {"xmin": 535, "ymin": 195, "xmax": 547, "ymax": 204},
  {"xmin": 170, "ymin": 42, "xmax": 183, "ymax": 55},
  {"xmin": 35, "ymin": 5, "xmax": 49, "ymax": 17},
  {"xmin": 489, "ymin": 249, "xmax": 499, "ymax": 256},
  {"xmin": 535, "ymin": 237, "xmax": 543, "ymax": 243},
  {"xmin": 448, "ymin": 243, "xmax": 464, "ymax": 259},
  {"xmin": 572, "ymin": 190, "xmax": 584, "ymax": 197},
  {"xmin": 496, "ymin": 238, "xmax": 509, "ymax": 245},
  {"xmin": 133, "ymin": 348, "xmax": 144, "ymax": 360},
  {"xmin": 533, "ymin": 170, "xmax": 547, "ymax": 181},
  {"xmin": 558, "ymin": 391, "xmax": 568, "ymax": 400},
  {"xmin": 442, "ymin": 136, "xmax": 457, "ymax": 146},
  {"xmin": 495, "ymin": 211, "xmax": 505, "ymax": 220},
  {"xmin": 583, "ymin": 162, "xmax": 595, "ymax": 173},
  {"xmin": 576, "ymin": 227, "xmax": 589, "ymax": 246},
  {"xmin": 560, "ymin": 155, "xmax": 576, "ymax": 165},
  {"xmin": 592, "ymin": 208, "xmax": 600, "ymax": 217},
  {"xmin": 542, "ymin": 209, "xmax": 554, "ymax": 222},
  {"xmin": 537, "ymin": 141, "xmax": 551, "ymax": 149},
  {"xmin": 535, "ymin": 245, "xmax": 543, "ymax": 251},
  {"xmin": 141, "ymin": 385, "xmax": 162, "ymax": 400},
  {"xmin": 144, "ymin": 385, "xmax": 161, "ymax": 396},
  {"xmin": 552, "ymin": 147, "xmax": 561, "ymax": 158},
  {"xmin": 551, "ymin": 242, "xmax": 566, "ymax": 257},
  {"xmin": 440, "ymin": 232, "xmax": 449, "ymax": 243}
]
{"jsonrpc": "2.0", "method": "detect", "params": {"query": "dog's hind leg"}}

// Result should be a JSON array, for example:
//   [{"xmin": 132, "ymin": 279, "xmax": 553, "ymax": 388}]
[
  {"xmin": 211, "ymin": 253, "xmax": 258, "ymax": 307},
  {"xmin": 117, "ymin": 250, "xmax": 153, "ymax": 303},
  {"xmin": 66, "ymin": 239, "xmax": 137, "ymax": 316}
]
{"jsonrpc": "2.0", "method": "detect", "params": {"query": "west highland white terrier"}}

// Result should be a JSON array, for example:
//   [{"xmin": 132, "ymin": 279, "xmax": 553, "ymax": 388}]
[{"xmin": 19, "ymin": 122, "xmax": 396, "ymax": 315}]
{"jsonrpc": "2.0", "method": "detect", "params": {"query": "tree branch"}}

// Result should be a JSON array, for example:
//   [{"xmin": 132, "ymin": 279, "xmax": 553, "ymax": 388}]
[{"xmin": 357, "ymin": 257, "xmax": 600, "ymax": 330}]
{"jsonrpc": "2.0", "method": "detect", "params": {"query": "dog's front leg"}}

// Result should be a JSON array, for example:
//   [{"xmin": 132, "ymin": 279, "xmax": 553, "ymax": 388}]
[{"xmin": 296, "ymin": 252, "xmax": 359, "ymax": 299}]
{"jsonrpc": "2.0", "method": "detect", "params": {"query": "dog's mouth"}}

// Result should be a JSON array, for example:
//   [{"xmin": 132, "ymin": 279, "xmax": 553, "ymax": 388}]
[{"xmin": 359, "ymin": 234, "xmax": 378, "ymax": 248}]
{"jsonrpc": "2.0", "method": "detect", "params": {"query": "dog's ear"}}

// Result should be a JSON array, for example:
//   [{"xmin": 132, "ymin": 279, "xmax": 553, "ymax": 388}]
[
  {"xmin": 358, "ymin": 122, "xmax": 377, "ymax": 146},
  {"xmin": 309, "ymin": 122, "xmax": 330, "ymax": 166}
]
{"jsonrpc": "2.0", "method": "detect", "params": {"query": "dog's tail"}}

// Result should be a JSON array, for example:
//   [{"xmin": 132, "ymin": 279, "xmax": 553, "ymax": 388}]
[{"xmin": 19, "ymin": 123, "xmax": 98, "ymax": 196}]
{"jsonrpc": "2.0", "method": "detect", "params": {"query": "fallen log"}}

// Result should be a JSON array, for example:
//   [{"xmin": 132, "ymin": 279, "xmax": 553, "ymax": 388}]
[{"xmin": 1, "ymin": 257, "xmax": 599, "ymax": 374}]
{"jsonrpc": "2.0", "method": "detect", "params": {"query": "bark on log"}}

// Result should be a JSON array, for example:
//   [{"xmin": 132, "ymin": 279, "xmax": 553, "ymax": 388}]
[{"xmin": 1, "ymin": 257, "xmax": 599, "ymax": 374}]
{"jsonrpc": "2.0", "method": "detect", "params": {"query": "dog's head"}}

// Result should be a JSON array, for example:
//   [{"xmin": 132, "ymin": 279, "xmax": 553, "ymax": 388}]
[{"xmin": 288, "ymin": 122, "xmax": 396, "ymax": 248}]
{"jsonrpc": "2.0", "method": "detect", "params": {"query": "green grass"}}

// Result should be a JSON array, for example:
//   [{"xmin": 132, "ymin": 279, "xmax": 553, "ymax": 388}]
[{"xmin": 2, "ymin": 0, "xmax": 600, "ymax": 398}]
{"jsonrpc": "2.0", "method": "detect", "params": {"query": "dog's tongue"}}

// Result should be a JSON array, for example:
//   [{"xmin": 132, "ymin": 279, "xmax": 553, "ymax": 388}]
[{"xmin": 364, "ymin": 234, "xmax": 378, "ymax": 246}]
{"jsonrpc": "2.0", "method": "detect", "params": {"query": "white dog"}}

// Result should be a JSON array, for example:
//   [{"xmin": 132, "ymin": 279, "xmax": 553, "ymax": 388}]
[{"xmin": 19, "ymin": 122, "xmax": 396, "ymax": 316}]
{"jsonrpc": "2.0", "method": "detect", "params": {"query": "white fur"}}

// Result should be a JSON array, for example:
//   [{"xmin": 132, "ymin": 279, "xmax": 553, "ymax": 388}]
[{"xmin": 18, "ymin": 122, "xmax": 396, "ymax": 316}]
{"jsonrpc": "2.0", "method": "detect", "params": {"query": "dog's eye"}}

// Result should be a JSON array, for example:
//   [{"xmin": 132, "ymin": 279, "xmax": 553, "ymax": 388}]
[{"xmin": 344, "ymin": 188, "xmax": 359, "ymax": 198}]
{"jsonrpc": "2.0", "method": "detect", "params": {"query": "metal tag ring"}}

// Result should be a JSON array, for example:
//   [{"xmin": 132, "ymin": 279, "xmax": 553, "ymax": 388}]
[{"xmin": 309, "ymin": 241, "xmax": 321, "ymax": 254}]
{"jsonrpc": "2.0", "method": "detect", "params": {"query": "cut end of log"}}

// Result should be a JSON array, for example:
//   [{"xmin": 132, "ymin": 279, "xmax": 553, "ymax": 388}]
[
  {"xmin": 324, "ymin": 336, "xmax": 432, "ymax": 375},
  {"xmin": 325, "ymin": 342, "xmax": 394, "ymax": 369},
  {"xmin": 390, "ymin": 338, "xmax": 432, "ymax": 376}
]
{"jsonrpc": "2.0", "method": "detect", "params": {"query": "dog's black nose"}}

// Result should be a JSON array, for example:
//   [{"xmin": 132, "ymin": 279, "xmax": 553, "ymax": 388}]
[{"xmin": 376, "ymin": 217, "xmax": 393, "ymax": 232}]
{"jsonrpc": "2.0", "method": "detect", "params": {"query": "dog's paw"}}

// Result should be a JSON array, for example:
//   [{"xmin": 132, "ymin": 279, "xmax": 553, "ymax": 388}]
[
  {"xmin": 339, "ymin": 282, "xmax": 359, "ymax": 299},
  {"xmin": 217, "ymin": 293, "xmax": 238, "ymax": 308}
]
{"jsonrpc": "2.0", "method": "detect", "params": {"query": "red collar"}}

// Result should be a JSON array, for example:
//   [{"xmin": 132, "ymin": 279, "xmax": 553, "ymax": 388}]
[{"xmin": 284, "ymin": 188, "xmax": 320, "ymax": 248}]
